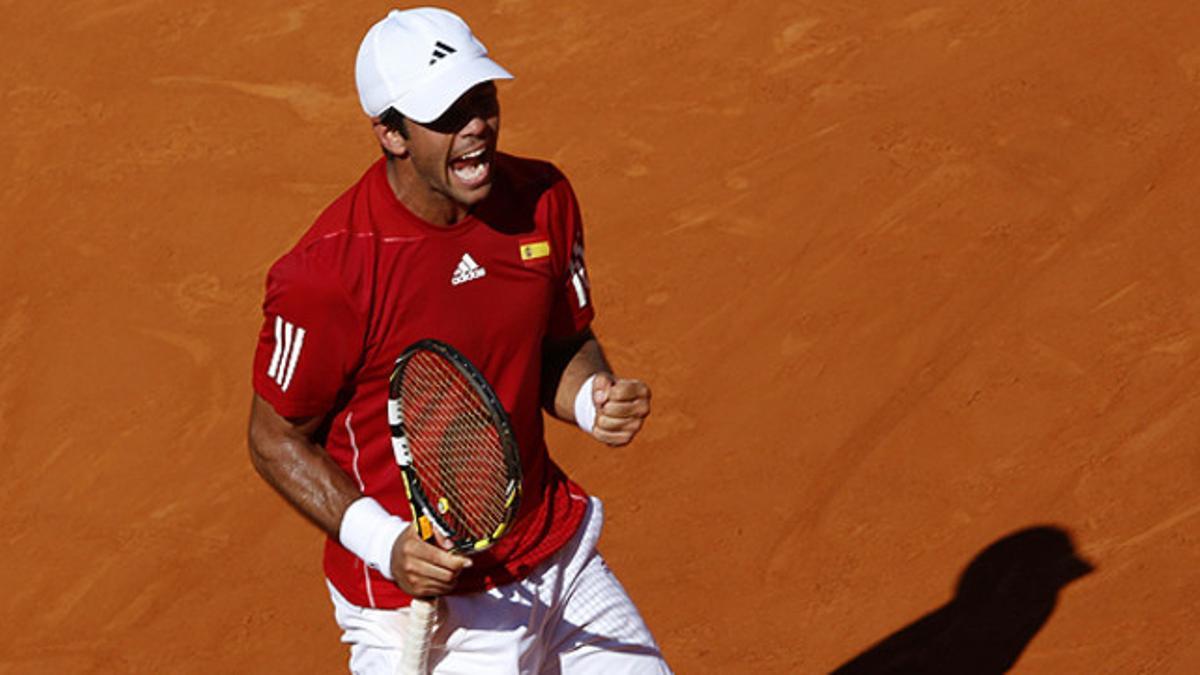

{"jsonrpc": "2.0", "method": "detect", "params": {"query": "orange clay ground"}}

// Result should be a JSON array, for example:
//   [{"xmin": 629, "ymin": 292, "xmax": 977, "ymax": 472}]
[{"xmin": 3, "ymin": 2, "xmax": 1199, "ymax": 673}]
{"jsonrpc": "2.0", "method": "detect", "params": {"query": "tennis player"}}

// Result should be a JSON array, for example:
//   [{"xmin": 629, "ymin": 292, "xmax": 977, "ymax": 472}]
[{"xmin": 247, "ymin": 7, "xmax": 670, "ymax": 673}]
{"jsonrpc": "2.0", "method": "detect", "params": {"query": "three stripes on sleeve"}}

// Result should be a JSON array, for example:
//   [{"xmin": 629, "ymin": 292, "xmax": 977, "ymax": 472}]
[{"xmin": 267, "ymin": 316, "xmax": 306, "ymax": 392}]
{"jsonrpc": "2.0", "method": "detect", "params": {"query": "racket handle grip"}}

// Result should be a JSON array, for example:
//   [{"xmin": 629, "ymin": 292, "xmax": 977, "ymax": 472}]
[{"xmin": 399, "ymin": 598, "xmax": 437, "ymax": 675}]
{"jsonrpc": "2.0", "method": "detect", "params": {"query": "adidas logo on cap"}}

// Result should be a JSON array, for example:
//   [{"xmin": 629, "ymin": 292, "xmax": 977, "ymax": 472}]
[{"xmin": 429, "ymin": 40, "xmax": 457, "ymax": 65}]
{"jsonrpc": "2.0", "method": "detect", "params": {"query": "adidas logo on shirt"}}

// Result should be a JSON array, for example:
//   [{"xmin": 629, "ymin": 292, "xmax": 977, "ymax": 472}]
[
  {"xmin": 267, "ymin": 316, "xmax": 306, "ymax": 392},
  {"xmin": 451, "ymin": 253, "xmax": 486, "ymax": 286}
]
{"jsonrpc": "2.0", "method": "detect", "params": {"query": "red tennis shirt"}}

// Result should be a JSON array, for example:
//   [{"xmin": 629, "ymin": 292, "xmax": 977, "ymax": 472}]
[{"xmin": 252, "ymin": 154, "xmax": 594, "ymax": 609}]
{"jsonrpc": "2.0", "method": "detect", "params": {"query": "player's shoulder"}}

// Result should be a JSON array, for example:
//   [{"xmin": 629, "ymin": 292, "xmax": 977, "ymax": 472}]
[
  {"xmin": 269, "ymin": 220, "xmax": 355, "ymax": 293},
  {"xmin": 265, "ymin": 237, "xmax": 348, "ymax": 301},
  {"xmin": 266, "ymin": 162, "xmax": 386, "ymax": 298},
  {"xmin": 286, "ymin": 160, "xmax": 392, "ymax": 252},
  {"xmin": 297, "ymin": 161, "xmax": 384, "ymax": 248},
  {"xmin": 495, "ymin": 152, "xmax": 570, "ymax": 197}
]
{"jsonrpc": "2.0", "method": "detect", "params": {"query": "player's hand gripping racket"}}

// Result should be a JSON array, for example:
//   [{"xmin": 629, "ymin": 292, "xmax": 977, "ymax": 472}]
[{"xmin": 387, "ymin": 339, "xmax": 523, "ymax": 675}]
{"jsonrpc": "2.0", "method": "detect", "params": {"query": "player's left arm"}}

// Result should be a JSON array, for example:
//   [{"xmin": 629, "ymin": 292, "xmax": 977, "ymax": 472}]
[
  {"xmin": 543, "ymin": 328, "xmax": 651, "ymax": 447},
  {"xmin": 539, "ymin": 170, "xmax": 648, "ymax": 445}
]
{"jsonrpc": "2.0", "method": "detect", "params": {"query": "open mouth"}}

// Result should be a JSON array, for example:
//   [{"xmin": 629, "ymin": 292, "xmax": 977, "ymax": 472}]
[{"xmin": 449, "ymin": 147, "xmax": 491, "ymax": 188}]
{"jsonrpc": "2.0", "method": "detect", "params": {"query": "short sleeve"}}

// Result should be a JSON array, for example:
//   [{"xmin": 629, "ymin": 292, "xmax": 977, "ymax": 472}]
[
  {"xmin": 252, "ymin": 251, "xmax": 365, "ymax": 419},
  {"xmin": 545, "ymin": 177, "xmax": 596, "ymax": 338}
]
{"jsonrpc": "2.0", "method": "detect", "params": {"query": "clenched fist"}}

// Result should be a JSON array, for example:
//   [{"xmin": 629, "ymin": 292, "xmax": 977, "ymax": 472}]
[{"xmin": 588, "ymin": 375, "xmax": 651, "ymax": 447}]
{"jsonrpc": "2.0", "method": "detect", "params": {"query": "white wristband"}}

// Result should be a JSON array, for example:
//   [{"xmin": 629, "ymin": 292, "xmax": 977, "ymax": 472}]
[
  {"xmin": 339, "ymin": 497, "xmax": 409, "ymax": 581},
  {"xmin": 574, "ymin": 373, "xmax": 599, "ymax": 433}
]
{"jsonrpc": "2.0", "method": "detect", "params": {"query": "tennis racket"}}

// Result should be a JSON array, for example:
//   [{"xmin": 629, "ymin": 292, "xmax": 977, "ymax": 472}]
[{"xmin": 387, "ymin": 339, "xmax": 523, "ymax": 675}]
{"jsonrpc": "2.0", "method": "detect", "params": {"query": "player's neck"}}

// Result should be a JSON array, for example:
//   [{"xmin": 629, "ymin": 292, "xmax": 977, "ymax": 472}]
[{"xmin": 385, "ymin": 158, "xmax": 470, "ymax": 227}]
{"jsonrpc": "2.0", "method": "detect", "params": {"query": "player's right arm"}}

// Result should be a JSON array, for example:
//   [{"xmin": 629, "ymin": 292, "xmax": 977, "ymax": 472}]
[
  {"xmin": 246, "ymin": 395, "xmax": 358, "ymax": 539},
  {"xmin": 246, "ymin": 396, "xmax": 469, "ymax": 596},
  {"xmin": 248, "ymin": 251, "xmax": 466, "ymax": 596}
]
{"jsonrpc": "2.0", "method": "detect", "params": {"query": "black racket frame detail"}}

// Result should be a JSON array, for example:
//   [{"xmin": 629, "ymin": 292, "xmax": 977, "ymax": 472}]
[{"xmin": 388, "ymin": 338, "xmax": 523, "ymax": 554}]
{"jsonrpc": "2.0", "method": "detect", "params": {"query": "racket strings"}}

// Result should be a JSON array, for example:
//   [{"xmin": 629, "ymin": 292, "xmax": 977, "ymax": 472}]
[{"xmin": 400, "ymin": 352, "xmax": 513, "ymax": 540}]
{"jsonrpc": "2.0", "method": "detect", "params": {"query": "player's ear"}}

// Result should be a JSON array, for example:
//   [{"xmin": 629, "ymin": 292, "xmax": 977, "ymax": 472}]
[{"xmin": 372, "ymin": 120, "xmax": 409, "ymax": 159}]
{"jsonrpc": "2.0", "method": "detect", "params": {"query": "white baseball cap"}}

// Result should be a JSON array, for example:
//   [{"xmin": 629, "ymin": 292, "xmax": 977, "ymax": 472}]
[{"xmin": 355, "ymin": 7, "xmax": 513, "ymax": 123}]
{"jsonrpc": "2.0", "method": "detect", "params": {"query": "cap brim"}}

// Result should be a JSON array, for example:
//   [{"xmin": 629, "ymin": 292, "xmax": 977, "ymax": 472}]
[{"xmin": 391, "ymin": 57, "xmax": 513, "ymax": 124}]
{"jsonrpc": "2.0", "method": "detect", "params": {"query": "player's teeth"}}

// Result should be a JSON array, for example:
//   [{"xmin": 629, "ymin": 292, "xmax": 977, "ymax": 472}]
[{"xmin": 453, "ymin": 162, "xmax": 485, "ymax": 182}]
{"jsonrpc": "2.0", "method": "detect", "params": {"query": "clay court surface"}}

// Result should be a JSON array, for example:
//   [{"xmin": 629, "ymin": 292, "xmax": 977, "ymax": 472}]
[{"xmin": 4, "ymin": 1, "xmax": 1200, "ymax": 672}]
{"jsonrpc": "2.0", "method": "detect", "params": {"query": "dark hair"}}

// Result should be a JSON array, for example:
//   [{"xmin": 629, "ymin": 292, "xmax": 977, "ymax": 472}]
[{"xmin": 380, "ymin": 107, "xmax": 409, "ymax": 138}]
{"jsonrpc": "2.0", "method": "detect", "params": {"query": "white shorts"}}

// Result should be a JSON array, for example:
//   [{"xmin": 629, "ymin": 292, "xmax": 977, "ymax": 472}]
[{"xmin": 327, "ymin": 497, "xmax": 671, "ymax": 674}]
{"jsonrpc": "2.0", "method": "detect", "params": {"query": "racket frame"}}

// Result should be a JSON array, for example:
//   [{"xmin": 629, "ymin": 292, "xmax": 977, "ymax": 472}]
[{"xmin": 387, "ymin": 338, "xmax": 523, "ymax": 555}]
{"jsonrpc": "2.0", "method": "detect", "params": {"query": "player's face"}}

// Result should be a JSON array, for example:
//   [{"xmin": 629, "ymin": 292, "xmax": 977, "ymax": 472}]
[{"xmin": 404, "ymin": 82, "xmax": 501, "ymax": 220}]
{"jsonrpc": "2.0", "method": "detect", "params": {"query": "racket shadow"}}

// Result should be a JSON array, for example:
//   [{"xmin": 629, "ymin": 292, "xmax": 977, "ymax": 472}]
[{"xmin": 831, "ymin": 525, "xmax": 1094, "ymax": 675}]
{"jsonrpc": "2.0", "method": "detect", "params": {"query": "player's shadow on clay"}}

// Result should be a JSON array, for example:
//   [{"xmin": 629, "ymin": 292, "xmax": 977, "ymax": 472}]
[{"xmin": 831, "ymin": 525, "xmax": 1094, "ymax": 675}]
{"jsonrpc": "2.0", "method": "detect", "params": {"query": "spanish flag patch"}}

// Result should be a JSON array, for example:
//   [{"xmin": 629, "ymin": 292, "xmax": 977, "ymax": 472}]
[{"xmin": 519, "ymin": 240, "xmax": 551, "ymax": 262}]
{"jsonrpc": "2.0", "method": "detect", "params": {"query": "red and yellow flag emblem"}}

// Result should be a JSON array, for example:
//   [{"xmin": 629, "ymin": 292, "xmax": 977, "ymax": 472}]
[{"xmin": 519, "ymin": 240, "xmax": 551, "ymax": 262}]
